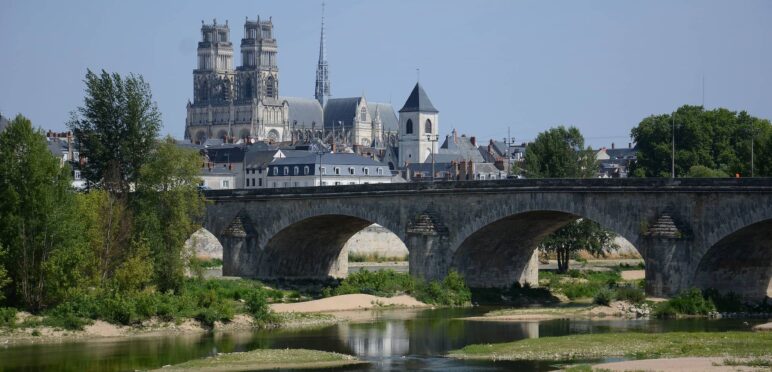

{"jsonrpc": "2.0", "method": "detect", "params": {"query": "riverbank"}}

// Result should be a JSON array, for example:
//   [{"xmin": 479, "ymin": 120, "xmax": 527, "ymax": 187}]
[
  {"xmin": 448, "ymin": 331, "xmax": 772, "ymax": 361},
  {"xmin": 579, "ymin": 357, "xmax": 772, "ymax": 371},
  {"xmin": 151, "ymin": 348, "xmax": 365, "ymax": 371}
]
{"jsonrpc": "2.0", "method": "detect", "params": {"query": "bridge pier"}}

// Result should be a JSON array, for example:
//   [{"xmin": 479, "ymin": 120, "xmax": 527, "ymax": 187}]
[{"xmin": 406, "ymin": 210, "xmax": 450, "ymax": 282}]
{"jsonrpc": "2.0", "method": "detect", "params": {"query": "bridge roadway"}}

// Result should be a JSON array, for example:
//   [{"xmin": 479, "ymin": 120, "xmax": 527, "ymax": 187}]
[{"xmin": 203, "ymin": 178, "xmax": 772, "ymax": 300}]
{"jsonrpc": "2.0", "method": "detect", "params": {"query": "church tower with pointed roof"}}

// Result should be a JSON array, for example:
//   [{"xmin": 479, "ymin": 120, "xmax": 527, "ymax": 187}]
[{"xmin": 398, "ymin": 83, "xmax": 439, "ymax": 167}]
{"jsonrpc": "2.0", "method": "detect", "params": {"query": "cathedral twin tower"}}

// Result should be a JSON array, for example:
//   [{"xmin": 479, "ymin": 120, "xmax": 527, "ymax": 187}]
[
  {"xmin": 185, "ymin": 14, "xmax": 439, "ymax": 169},
  {"xmin": 185, "ymin": 17, "xmax": 299, "ymax": 144}
]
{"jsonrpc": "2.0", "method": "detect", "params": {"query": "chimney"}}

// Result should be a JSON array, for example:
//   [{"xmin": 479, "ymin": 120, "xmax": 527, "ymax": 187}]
[
  {"xmin": 470, "ymin": 136, "xmax": 477, "ymax": 146},
  {"xmin": 628, "ymin": 142, "xmax": 632, "ymax": 149},
  {"xmin": 453, "ymin": 129, "xmax": 458, "ymax": 144},
  {"xmin": 611, "ymin": 142, "xmax": 615, "ymax": 150}
]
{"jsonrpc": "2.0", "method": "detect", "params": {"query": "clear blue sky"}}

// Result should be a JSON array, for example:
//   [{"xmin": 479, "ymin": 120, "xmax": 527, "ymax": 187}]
[{"xmin": 1, "ymin": 0, "xmax": 770, "ymax": 147}]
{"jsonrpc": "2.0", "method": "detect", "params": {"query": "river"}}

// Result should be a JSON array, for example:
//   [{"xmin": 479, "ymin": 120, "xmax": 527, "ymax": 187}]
[{"xmin": 0, "ymin": 307, "xmax": 765, "ymax": 371}]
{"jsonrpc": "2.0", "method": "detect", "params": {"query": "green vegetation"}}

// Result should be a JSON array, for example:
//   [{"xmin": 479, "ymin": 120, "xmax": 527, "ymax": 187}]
[
  {"xmin": 325, "ymin": 270, "xmax": 471, "ymax": 306},
  {"xmin": 720, "ymin": 358, "xmax": 772, "ymax": 368},
  {"xmin": 0, "ymin": 307, "xmax": 16, "ymax": 327},
  {"xmin": 154, "ymin": 348, "xmax": 364, "ymax": 371},
  {"xmin": 592, "ymin": 288, "xmax": 613, "ymax": 306},
  {"xmin": 540, "ymin": 270, "xmax": 621, "ymax": 300},
  {"xmin": 523, "ymin": 125, "xmax": 597, "ymax": 179},
  {"xmin": 630, "ymin": 105, "xmax": 772, "ymax": 177},
  {"xmin": 448, "ymin": 332, "xmax": 772, "ymax": 361},
  {"xmin": 653, "ymin": 288, "xmax": 716, "ymax": 317},
  {"xmin": 539, "ymin": 219, "xmax": 618, "ymax": 273},
  {"xmin": 348, "ymin": 253, "xmax": 408, "ymax": 263},
  {"xmin": 471, "ymin": 282, "xmax": 558, "ymax": 306}
]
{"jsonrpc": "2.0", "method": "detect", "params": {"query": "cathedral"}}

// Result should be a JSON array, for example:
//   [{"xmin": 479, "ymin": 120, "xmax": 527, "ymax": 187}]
[{"xmin": 185, "ymin": 14, "xmax": 398, "ymax": 147}]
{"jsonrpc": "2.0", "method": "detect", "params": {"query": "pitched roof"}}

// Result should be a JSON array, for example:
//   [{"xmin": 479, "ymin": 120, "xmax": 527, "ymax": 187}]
[
  {"xmin": 324, "ymin": 97, "xmax": 361, "ymax": 128},
  {"xmin": 367, "ymin": 102, "xmax": 399, "ymax": 132},
  {"xmin": 399, "ymin": 83, "xmax": 438, "ymax": 113},
  {"xmin": 283, "ymin": 96, "xmax": 323, "ymax": 130}
]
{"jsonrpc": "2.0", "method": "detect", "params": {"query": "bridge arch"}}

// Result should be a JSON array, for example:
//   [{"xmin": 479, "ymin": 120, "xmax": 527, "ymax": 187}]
[
  {"xmin": 257, "ymin": 213, "xmax": 405, "ymax": 279},
  {"xmin": 692, "ymin": 218, "xmax": 772, "ymax": 302},
  {"xmin": 449, "ymin": 207, "xmax": 642, "ymax": 288}
]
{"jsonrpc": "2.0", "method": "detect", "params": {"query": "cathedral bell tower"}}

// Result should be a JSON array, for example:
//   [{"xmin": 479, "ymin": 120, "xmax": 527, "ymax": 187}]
[
  {"xmin": 237, "ymin": 16, "xmax": 279, "ymax": 102},
  {"xmin": 193, "ymin": 19, "xmax": 234, "ymax": 105},
  {"xmin": 398, "ymin": 83, "xmax": 439, "ymax": 167}
]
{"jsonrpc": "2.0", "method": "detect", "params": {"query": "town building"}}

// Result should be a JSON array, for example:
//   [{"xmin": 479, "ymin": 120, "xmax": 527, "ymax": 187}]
[{"xmin": 266, "ymin": 152, "xmax": 396, "ymax": 188}]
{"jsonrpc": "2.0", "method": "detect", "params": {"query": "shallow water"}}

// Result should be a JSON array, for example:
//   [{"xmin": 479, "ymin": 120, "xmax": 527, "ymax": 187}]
[{"xmin": 0, "ymin": 307, "xmax": 766, "ymax": 372}]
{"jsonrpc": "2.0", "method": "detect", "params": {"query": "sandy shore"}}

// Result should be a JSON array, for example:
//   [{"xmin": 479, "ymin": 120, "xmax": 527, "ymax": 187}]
[
  {"xmin": 591, "ymin": 357, "xmax": 769, "ymax": 371},
  {"xmin": 620, "ymin": 269, "xmax": 645, "ymax": 281},
  {"xmin": 270, "ymin": 294, "xmax": 428, "ymax": 313}
]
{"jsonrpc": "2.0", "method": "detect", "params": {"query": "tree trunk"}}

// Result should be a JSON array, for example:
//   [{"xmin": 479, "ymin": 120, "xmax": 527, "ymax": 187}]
[{"xmin": 557, "ymin": 247, "xmax": 569, "ymax": 273}]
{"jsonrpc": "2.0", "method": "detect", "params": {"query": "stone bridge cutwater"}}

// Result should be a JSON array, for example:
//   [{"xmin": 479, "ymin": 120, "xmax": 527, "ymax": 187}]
[{"xmin": 203, "ymin": 178, "xmax": 772, "ymax": 301}]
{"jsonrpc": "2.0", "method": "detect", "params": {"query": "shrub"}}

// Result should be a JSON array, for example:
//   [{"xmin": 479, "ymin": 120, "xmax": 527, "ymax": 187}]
[
  {"xmin": 195, "ymin": 299, "xmax": 234, "ymax": 327},
  {"xmin": 245, "ymin": 289, "xmax": 274, "ymax": 325},
  {"xmin": 593, "ymin": 288, "xmax": 613, "ymax": 306},
  {"xmin": 415, "ymin": 271, "xmax": 471, "ymax": 306},
  {"xmin": 332, "ymin": 270, "xmax": 415, "ymax": 297},
  {"xmin": 614, "ymin": 286, "xmax": 646, "ymax": 304},
  {"xmin": 0, "ymin": 307, "xmax": 16, "ymax": 327},
  {"xmin": 702, "ymin": 289, "xmax": 745, "ymax": 313},
  {"xmin": 655, "ymin": 288, "xmax": 716, "ymax": 317}
]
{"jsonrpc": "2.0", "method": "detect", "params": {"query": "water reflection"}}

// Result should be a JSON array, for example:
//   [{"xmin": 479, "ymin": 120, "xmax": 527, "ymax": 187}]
[{"xmin": 0, "ymin": 308, "xmax": 764, "ymax": 372}]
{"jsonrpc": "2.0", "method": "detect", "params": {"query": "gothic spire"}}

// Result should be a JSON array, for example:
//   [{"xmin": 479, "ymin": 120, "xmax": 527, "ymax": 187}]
[{"xmin": 314, "ymin": 1, "xmax": 331, "ymax": 107}]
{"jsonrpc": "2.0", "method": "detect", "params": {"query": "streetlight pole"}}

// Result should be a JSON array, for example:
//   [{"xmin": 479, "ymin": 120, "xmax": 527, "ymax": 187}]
[
  {"xmin": 671, "ymin": 112, "xmax": 676, "ymax": 179},
  {"xmin": 317, "ymin": 150, "xmax": 325, "ymax": 186},
  {"xmin": 426, "ymin": 134, "xmax": 438, "ymax": 181},
  {"xmin": 503, "ymin": 126, "xmax": 516, "ymax": 178},
  {"xmin": 751, "ymin": 122, "xmax": 755, "ymax": 177}
]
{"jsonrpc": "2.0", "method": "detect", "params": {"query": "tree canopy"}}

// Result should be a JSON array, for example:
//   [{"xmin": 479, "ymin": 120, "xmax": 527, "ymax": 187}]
[
  {"xmin": 524, "ymin": 126, "xmax": 597, "ymax": 178},
  {"xmin": 540, "ymin": 219, "xmax": 618, "ymax": 273},
  {"xmin": 630, "ymin": 105, "xmax": 772, "ymax": 177},
  {"xmin": 67, "ymin": 69, "xmax": 161, "ymax": 191}
]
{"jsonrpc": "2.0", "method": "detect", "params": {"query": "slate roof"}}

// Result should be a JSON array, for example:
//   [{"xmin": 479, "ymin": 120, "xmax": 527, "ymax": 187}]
[
  {"xmin": 324, "ymin": 97, "xmax": 361, "ymax": 129},
  {"xmin": 243, "ymin": 149, "xmax": 279, "ymax": 169},
  {"xmin": 438, "ymin": 135, "xmax": 485, "ymax": 163},
  {"xmin": 283, "ymin": 96, "xmax": 324, "ymax": 130},
  {"xmin": 271, "ymin": 152, "xmax": 386, "ymax": 167},
  {"xmin": 367, "ymin": 102, "xmax": 399, "ymax": 132},
  {"xmin": 202, "ymin": 146, "xmax": 246, "ymax": 163},
  {"xmin": 399, "ymin": 83, "xmax": 438, "ymax": 113},
  {"xmin": 605, "ymin": 147, "xmax": 637, "ymax": 159}
]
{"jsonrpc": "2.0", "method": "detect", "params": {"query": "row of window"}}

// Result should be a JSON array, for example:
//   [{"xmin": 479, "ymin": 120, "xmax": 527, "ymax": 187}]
[{"xmin": 270, "ymin": 166, "xmax": 385, "ymax": 176}]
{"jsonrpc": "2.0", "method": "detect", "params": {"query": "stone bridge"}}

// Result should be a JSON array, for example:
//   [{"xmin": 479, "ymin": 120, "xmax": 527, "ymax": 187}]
[{"xmin": 202, "ymin": 178, "xmax": 772, "ymax": 300}]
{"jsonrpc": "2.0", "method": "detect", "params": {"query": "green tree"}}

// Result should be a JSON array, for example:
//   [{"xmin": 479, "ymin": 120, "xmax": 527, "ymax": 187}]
[
  {"xmin": 134, "ymin": 137, "xmax": 205, "ymax": 293},
  {"xmin": 0, "ymin": 244, "xmax": 10, "ymax": 304},
  {"xmin": 67, "ymin": 69, "xmax": 161, "ymax": 192},
  {"xmin": 0, "ymin": 115, "xmax": 80, "ymax": 310},
  {"xmin": 630, "ymin": 105, "xmax": 772, "ymax": 177},
  {"xmin": 524, "ymin": 126, "xmax": 597, "ymax": 178},
  {"xmin": 540, "ymin": 219, "xmax": 618, "ymax": 273},
  {"xmin": 74, "ymin": 190, "xmax": 133, "ymax": 284},
  {"xmin": 686, "ymin": 165, "xmax": 729, "ymax": 178}
]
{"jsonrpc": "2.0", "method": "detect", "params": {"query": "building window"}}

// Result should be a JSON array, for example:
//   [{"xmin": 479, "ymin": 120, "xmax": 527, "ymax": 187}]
[
  {"xmin": 334, "ymin": 167, "xmax": 340, "ymax": 175},
  {"xmin": 363, "ymin": 168, "xmax": 369, "ymax": 175},
  {"xmin": 273, "ymin": 167, "xmax": 278, "ymax": 175},
  {"xmin": 348, "ymin": 167, "xmax": 355, "ymax": 175},
  {"xmin": 321, "ymin": 167, "xmax": 327, "ymax": 175},
  {"xmin": 293, "ymin": 166, "xmax": 299, "ymax": 175},
  {"xmin": 322, "ymin": 181, "xmax": 327, "ymax": 186},
  {"xmin": 425, "ymin": 119, "xmax": 432, "ymax": 134},
  {"xmin": 360, "ymin": 106, "xmax": 368, "ymax": 121},
  {"xmin": 283, "ymin": 167, "xmax": 289, "ymax": 175},
  {"xmin": 272, "ymin": 182, "xmax": 277, "ymax": 188},
  {"xmin": 74, "ymin": 170, "xmax": 81, "ymax": 180},
  {"xmin": 283, "ymin": 182, "xmax": 289, "ymax": 187},
  {"xmin": 334, "ymin": 181, "xmax": 341, "ymax": 186},
  {"xmin": 222, "ymin": 180, "xmax": 230, "ymax": 188},
  {"xmin": 265, "ymin": 76, "xmax": 275, "ymax": 97},
  {"xmin": 406, "ymin": 119, "xmax": 413, "ymax": 134},
  {"xmin": 259, "ymin": 178, "xmax": 263, "ymax": 187},
  {"xmin": 350, "ymin": 182, "xmax": 356, "ymax": 185},
  {"xmin": 293, "ymin": 182, "xmax": 299, "ymax": 187},
  {"xmin": 377, "ymin": 168, "xmax": 383, "ymax": 175},
  {"xmin": 304, "ymin": 166, "xmax": 310, "ymax": 175}
]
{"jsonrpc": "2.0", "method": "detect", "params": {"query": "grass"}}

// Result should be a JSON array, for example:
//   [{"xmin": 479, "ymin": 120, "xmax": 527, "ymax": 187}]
[
  {"xmin": 153, "ymin": 348, "xmax": 364, "ymax": 371},
  {"xmin": 448, "ymin": 332, "xmax": 772, "ymax": 361},
  {"xmin": 719, "ymin": 357, "xmax": 772, "ymax": 367},
  {"xmin": 539, "ymin": 270, "xmax": 622, "ymax": 300}
]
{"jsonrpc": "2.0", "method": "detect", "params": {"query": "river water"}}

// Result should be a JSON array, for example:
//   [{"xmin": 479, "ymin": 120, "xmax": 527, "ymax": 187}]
[{"xmin": 0, "ymin": 307, "xmax": 765, "ymax": 372}]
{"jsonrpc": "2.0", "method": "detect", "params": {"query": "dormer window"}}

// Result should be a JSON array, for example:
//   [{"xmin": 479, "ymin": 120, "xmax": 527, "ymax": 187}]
[
  {"xmin": 293, "ymin": 166, "xmax": 299, "ymax": 175},
  {"xmin": 304, "ymin": 166, "xmax": 310, "ymax": 175},
  {"xmin": 348, "ymin": 167, "xmax": 355, "ymax": 175},
  {"xmin": 273, "ymin": 167, "xmax": 278, "ymax": 175},
  {"xmin": 283, "ymin": 166, "xmax": 289, "ymax": 176}
]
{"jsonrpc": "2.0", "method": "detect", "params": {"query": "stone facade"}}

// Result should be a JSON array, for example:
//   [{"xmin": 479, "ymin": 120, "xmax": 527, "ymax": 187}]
[
  {"xmin": 202, "ymin": 178, "xmax": 772, "ymax": 301},
  {"xmin": 343, "ymin": 224, "xmax": 409, "ymax": 259}
]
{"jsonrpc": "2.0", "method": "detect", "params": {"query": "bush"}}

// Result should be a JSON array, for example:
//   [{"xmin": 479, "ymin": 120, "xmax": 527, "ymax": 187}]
[
  {"xmin": 655, "ymin": 288, "xmax": 716, "ymax": 317},
  {"xmin": 332, "ymin": 270, "xmax": 415, "ymax": 297},
  {"xmin": 593, "ymin": 288, "xmax": 613, "ymax": 306},
  {"xmin": 415, "ymin": 271, "xmax": 471, "ymax": 306},
  {"xmin": 614, "ymin": 286, "xmax": 646, "ymax": 304},
  {"xmin": 0, "ymin": 307, "xmax": 16, "ymax": 327},
  {"xmin": 245, "ymin": 289, "xmax": 274, "ymax": 325}
]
